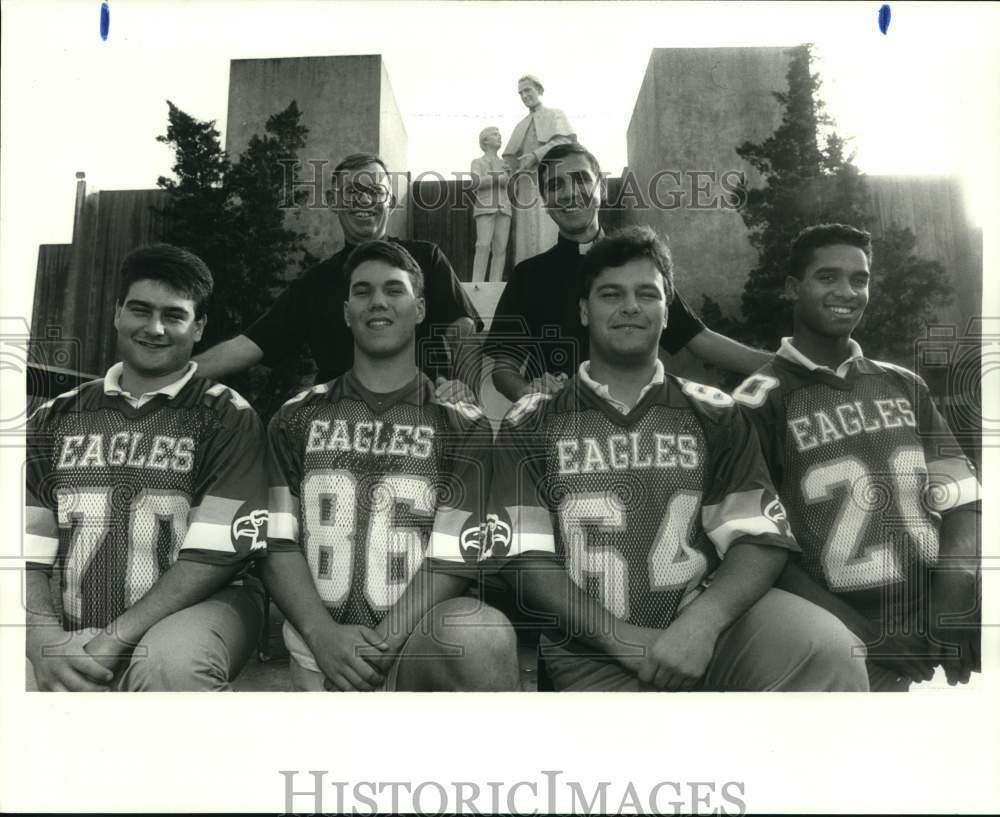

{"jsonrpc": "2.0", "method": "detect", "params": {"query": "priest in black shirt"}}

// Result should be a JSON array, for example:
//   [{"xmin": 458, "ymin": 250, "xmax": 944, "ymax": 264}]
[
  {"xmin": 484, "ymin": 143, "xmax": 769, "ymax": 402},
  {"xmin": 195, "ymin": 153, "xmax": 481, "ymax": 391}
]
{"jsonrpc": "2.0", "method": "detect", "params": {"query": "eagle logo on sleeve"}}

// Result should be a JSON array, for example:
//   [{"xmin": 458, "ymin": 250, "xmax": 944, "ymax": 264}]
[
  {"xmin": 761, "ymin": 497, "xmax": 793, "ymax": 539},
  {"xmin": 459, "ymin": 513, "xmax": 513, "ymax": 564},
  {"xmin": 231, "ymin": 508, "xmax": 268, "ymax": 552}
]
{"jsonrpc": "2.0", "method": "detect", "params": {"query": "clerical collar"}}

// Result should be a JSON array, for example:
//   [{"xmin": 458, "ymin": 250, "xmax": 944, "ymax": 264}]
[{"xmin": 557, "ymin": 231, "xmax": 604, "ymax": 256}]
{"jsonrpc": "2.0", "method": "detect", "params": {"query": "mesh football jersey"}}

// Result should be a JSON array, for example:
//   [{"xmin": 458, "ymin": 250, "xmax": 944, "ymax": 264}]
[
  {"xmin": 429, "ymin": 374, "xmax": 797, "ymax": 632},
  {"xmin": 25, "ymin": 377, "xmax": 269, "ymax": 631},
  {"xmin": 735, "ymin": 353, "xmax": 980, "ymax": 625},
  {"xmin": 267, "ymin": 371, "xmax": 491, "ymax": 638}
]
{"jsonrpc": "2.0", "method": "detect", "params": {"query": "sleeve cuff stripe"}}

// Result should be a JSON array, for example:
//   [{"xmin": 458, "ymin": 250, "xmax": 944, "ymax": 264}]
[
  {"xmin": 181, "ymin": 521, "xmax": 236, "ymax": 553},
  {"xmin": 509, "ymin": 532, "xmax": 556, "ymax": 555},
  {"xmin": 190, "ymin": 496, "xmax": 243, "ymax": 525},
  {"xmin": 927, "ymin": 475, "xmax": 980, "ymax": 512},
  {"xmin": 24, "ymin": 533, "xmax": 58, "ymax": 564},
  {"xmin": 268, "ymin": 511, "xmax": 298, "ymax": 542},
  {"xmin": 707, "ymin": 516, "xmax": 785, "ymax": 553}
]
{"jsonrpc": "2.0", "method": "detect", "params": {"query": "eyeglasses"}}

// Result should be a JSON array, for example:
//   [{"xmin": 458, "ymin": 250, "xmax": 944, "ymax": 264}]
[{"xmin": 338, "ymin": 183, "xmax": 392, "ymax": 205}]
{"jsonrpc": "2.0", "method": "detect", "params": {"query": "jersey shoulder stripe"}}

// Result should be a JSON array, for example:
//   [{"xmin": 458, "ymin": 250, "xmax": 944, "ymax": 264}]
[
  {"xmin": 203, "ymin": 380, "xmax": 253, "ymax": 411},
  {"xmin": 863, "ymin": 358, "xmax": 929, "ymax": 392},
  {"xmin": 27, "ymin": 379, "xmax": 101, "ymax": 426},
  {"xmin": 669, "ymin": 375, "xmax": 736, "ymax": 424}
]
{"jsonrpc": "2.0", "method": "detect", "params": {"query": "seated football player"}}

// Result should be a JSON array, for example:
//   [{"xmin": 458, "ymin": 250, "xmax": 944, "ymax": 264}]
[
  {"xmin": 260, "ymin": 239, "xmax": 519, "ymax": 692},
  {"xmin": 400, "ymin": 226, "xmax": 869, "ymax": 692},
  {"xmin": 25, "ymin": 244, "xmax": 268, "ymax": 692},
  {"xmin": 733, "ymin": 223, "xmax": 981, "ymax": 691}
]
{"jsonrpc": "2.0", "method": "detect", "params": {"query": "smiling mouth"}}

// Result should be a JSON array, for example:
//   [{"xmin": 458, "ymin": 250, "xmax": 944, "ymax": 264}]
[
  {"xmin": 366, "ymin": 318, "xmax": 393, "ymax": 329},
  {"xmin": 135, "ymin": 339, "xmax": 168, "ymax": 349},
  {"xmin": 825, "ymin": 305, "xmax": 857, "ymax": 316}
]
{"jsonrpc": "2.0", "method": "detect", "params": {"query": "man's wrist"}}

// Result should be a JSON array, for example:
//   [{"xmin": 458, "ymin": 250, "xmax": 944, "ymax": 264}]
[
  {"xmin": 672, "ymin": 604, "xmax": 728, "ymax": 644},
  {"xmin": 300, "ymin": 609, "xmax": 337, "ymax": 646}
]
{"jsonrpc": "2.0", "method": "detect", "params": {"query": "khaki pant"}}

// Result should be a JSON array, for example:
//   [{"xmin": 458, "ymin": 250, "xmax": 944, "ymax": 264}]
[{"xmin": 541, "ymin": 589, "xmax": 870, "ymax": 692}]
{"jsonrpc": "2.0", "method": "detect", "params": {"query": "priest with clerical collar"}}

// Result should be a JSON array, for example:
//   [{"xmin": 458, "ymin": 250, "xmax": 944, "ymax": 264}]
[{"xmin": 485, "ymin": 143, "xmax": 773, "ymax": 403}]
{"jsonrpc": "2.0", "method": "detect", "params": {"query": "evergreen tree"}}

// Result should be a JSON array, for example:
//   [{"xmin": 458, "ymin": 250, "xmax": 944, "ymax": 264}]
[
  {"xmin": 856, "ymin": 226, "xmax": 953, "ymax": 366},
  {"xmin": 156, "ymin": 99, "xmax": 316, "ymax": 416},
  {"xmin": 730, "ymin": 44, "xmax": 869, "ymax": 349},
  {"xmin": 726, "ymin": 45, "xmax": 951, "ymax": 366}
]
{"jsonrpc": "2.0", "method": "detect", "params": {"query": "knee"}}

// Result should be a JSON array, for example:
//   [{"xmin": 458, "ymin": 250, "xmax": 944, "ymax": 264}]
[
  {"xmin": 432, "ymin": 599, "xmax": 519, "ymax": 691},
  {"xmin": 118, "ymin": 626, "xmax": 230, "ymax": 692},
  {"xmin": 806, "ymin": 619, "xmax": 870, "ymax": 691},
  {"xmin": 783, "ymin": 607, "xmax": 870, "ymax": 692}
]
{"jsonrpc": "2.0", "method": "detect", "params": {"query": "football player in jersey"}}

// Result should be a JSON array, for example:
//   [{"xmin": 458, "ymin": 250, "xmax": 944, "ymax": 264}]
[
  {"xmin": 734, "ymin": 223, "xmax": 981, "ymax": 691},
  {"xmin": 25, "ymin": 244, "xmax": 268, "ymax": 691},
  {"xmin": 261, "ymin": 240, "xmax": 519, "ymax": 691},
  {"xmin": 422, "ymin": 226, "xmax": 868, "ymax": 691}
]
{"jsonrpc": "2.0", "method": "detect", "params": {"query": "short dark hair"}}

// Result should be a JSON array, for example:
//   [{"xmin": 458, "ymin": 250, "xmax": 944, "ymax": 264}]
[
  {"xmin": 117, "ymin": 243, "xmax": 213, "ymax": 318},
  {"xmin": 579, "ymin": 225, "xmax": 674, "ymax": 303},
  {"xmin": 788, "ymin": 223, "xmax": 873, "ymax": 280},
  {"xmin": 343, "ymin": 240, "xmax": 424, "ymax": 298},
  {"xmin": 333, "ymin": 152, "xmax": 389, "ymax": 178},
  {"xmin": 537, "ymin": 142, "xmax": 603, "ymax": 191}
]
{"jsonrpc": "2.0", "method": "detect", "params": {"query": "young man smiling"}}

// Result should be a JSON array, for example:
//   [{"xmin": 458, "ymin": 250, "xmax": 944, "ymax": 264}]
[
  {"xmin": 25, "ymin": 244, "xmax": 268, "ymax": 691},
  {"xmin": 734, "ymin": 223, "xmax": 982, "ymax": 691},
  {"xmin": 485, "ymin": 143, "xmax": 772, "ymax": 404},
  {"xmin": 261, "ymin": 240, "xmax": 518, "ymax": 691}
]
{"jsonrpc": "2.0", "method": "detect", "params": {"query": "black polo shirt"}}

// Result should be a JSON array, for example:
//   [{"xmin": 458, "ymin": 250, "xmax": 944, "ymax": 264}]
[
  {"xmin": 245, "ymin": 238, "xmax": 482, "ymax": 383},
  {"xmin": 483, "ymin": 234, "xmax": 705, "ymax": 379}
]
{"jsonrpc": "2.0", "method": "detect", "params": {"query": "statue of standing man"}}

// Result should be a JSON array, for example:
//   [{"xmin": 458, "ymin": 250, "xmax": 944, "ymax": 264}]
[{"xmin": 503, "ymin": 75, "xmax": 577, "ymax": 265}]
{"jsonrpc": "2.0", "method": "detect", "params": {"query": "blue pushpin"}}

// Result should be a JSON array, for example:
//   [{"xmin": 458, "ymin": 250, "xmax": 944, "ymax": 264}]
[
  {"xmin": 100, "ymin": 2, "xmax": 110, "ymax": 41},
  {"xmin": 878, "ymin": 4, "xmax": 891, "ymax": 35}
]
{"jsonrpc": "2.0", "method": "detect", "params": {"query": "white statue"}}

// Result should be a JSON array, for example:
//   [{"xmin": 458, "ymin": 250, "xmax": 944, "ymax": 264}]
[
  {"xmin": 502, "ymin": 75, "xmax": 577, "ymax": 264},
  {"xmin": 470, "ymin": 126, "xmax": 512, "ymax": 283}
]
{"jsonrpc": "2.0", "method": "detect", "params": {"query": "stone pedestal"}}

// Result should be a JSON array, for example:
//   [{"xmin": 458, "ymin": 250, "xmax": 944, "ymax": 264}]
[{"xmin": 625, "ymin": 46, "xmax": 791, "ymax": 317}]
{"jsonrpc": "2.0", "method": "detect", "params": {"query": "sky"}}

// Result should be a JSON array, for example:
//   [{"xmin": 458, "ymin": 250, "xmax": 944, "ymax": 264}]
[
  {"xmin": 2, "ymin": 3, "xmax": 999, "ymax": 266},
  {"xmin": 1, "ymin": 2, "xmax": 999, "ymax": 813}
]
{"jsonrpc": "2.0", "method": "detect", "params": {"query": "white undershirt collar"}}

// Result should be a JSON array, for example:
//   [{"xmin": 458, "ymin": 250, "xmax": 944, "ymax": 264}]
[
  {"xmin": 103, "ymin": 361, "xmax": 198, "ymax": 408},
  {"xmin": 579, "ymin": 359, "xmax": 665, "ymax": 414}
]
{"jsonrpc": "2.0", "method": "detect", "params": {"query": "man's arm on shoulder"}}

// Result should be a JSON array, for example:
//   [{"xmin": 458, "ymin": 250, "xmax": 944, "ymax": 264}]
[
  {"xmin": 483, "ymin": 264, "xmax": 535, "ymax": 401},
  {"xmin": 194, "ymin": 334, "xmax": 264, "ymax": 381},
  {"xmin": 685, "ymin": 328, "xmax": 772, "ymax": 376},
  {"xmin": 196, "ymin": 279, "xmax": 309, "ymax": 381}
]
